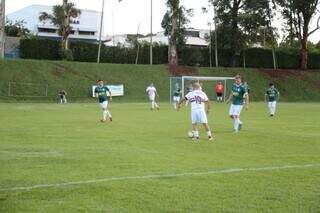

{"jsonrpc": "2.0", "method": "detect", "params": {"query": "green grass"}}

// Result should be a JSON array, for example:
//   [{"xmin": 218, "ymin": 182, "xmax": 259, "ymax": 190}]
[
  {"xmin": 0, "ymin": 59, "xmax": 169, "ymax": 102},
  {"xmin": 0, "ymin": 102, "xmax": 320, "ymax": 212},
  {"xmin": 1, "ymin": 59, "xmax": 320, "ymax": 102}
]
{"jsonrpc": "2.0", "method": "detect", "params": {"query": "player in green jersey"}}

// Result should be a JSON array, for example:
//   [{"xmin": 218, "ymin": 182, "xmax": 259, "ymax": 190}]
[
  {"xmin": 173, "ymin": 84, "xmax": 182, "ymax": 110},
  {"xmin": 265, "ymin": 83, "xmax": 280, "ymax": 117},
  {"xmin": 95, "ymin": 80, "xmax": 113, "ymax": 122},
  {"xmin": 226, "ymin": 74, "xmax": 249, "ymax": 133}
]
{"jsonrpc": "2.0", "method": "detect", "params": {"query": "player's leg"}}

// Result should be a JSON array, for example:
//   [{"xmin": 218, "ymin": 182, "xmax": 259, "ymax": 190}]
[
  {"xmin": 236, "ymin": 105, "xmax": 243, "ymax": 131},
  {"xmin": 229, "ymin": 104, "xmax": 237, "ymax": 132},
  {"xmin": 268, "ymin": 102, "xmax": 273, "ymax": 116},
  {"xmin": 191, "ymin": 111, "xmax": 200, "ymax": 140},
  {"xmin": 271, "ymin": 101, "xmax": 276, "ymax": 116},
  {"xmin": 200, "ymin": 110, "xmax": 212, "ymax": 140},
  {"xmin": 149, "ymin": 96, "xmax": 155, "ymax": 110},
  {"xmin": 154, "ymin": 101, "xmax": 160, "ymax": 110},
  {"xmin": 100, "ymin": 101, "xmax": 109, "ymax": 122}
]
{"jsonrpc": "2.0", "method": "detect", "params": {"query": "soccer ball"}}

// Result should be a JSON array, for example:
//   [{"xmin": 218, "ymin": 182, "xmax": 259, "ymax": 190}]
[{"xmin": 188, "ymin": 131, "xmax": 194, "ymax": 138}]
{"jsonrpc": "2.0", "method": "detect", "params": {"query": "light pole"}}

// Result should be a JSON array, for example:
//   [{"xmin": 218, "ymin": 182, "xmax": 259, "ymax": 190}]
[
  {"xmin": 213, "ymin": 1, "xmax": 218, "ymax": 67},
  {"xmin": 0, "ymin": 0, "xmax": 5, "ymax": 59},
  {"xmin": 97, "ymin": 0, "xmax": 105, "ymax": 63},
  {"xmin": 150, "ymin": 0, "xmax": 153, "ymax": 65}
]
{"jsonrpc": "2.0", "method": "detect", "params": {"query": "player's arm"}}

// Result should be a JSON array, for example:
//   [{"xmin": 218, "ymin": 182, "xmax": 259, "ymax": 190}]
[
  {"xmin": 226, "ymin": 92, "xmax": 233, "ymax": 104},
  {"xmin": 264, "ymin": 93, "xmax": 267, "ymax": 102},
  {"xmin": 94, "ymin": 88, "xmax": 99, "ymax": 98},
  {"xmin": 244, "ymin": 93, "xmax": 249, "ymax": 110},
  {"xmin": 277, "ymin": 90, "xmax": 280, "ymax": 101},
  {"xmin": 109, "ymin": 90, "xmax": 112, "ymax": 101},
  {"xmin": 205, "ymin": 99, "xmax": 211, "ymax": 114},
  {"xmin": 177, "ymin": 97, "xmax": 187, "ymax": 110}
]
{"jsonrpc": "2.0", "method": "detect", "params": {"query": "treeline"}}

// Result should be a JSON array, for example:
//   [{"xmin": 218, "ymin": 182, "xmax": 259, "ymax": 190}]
[{"xmin": 19, "ymin": 38, "xmax": 320, "ymax": 69}]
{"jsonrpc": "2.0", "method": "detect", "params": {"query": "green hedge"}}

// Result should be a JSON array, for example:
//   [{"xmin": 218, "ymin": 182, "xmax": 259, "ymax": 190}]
[
  {"xmin": 19, "ymin": 38, "xmax": 320, "ymax": 69},
  {"xmin": 20, "ymin": 38, "xmax": 61, "ymax": 60}
]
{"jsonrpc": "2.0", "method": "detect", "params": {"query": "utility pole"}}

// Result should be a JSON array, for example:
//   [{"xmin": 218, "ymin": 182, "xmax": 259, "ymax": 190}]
[
  {"xmin": 150, "ymin": 0, "xmax": 153, "ymax": 65},
  {"xmin": 97, "ymin": 0, "xmax": 105, "ymax": 63},
  {"xmin": 213, "ymin": 0, "xmax": 218, "ymax": 67},
  {"xmin": 0, "ymin": 0, "xmax": 5, "ymax": 58}
]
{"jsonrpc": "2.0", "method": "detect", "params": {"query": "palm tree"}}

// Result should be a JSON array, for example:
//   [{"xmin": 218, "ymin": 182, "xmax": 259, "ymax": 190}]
[{"xmin": 39, "ymin": 1, "xmax": 81, "ymax": 50}]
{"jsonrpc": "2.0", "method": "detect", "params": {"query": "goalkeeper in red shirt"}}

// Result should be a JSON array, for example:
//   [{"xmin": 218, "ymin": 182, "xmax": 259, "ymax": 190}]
[{"xmin": 215, "ymin": 82, "xmax": 224, "ymax": 102}]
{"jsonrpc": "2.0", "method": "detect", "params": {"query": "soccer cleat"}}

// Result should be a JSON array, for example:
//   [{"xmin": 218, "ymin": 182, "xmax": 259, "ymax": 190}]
[
  {"xmin": 109, "ymin": 117, "xmax": 113, "ymax": 122},
  {"xmin": 232, "ymin": 129, "xmax": 239, "ymax": 134},
  {"xmin": 100, "ymin": 119, "xmax": 106, "ymax": 123},
  {"xmin": 270, "ymin": 114, "xmax": 274, "ymax": 117},
  {"xmin": 208, "ymin": 136, "xmax": 213, "ymax": 141},
  {"xmin": 192, "ymin": 137, "xmax": 200, "ymax": 141}
]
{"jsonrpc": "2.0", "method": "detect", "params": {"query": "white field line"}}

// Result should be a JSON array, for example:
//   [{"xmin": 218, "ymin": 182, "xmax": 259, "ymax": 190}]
[{"xmin": 1, "ymin": 164, "xmax": 320, "ymax": 192}]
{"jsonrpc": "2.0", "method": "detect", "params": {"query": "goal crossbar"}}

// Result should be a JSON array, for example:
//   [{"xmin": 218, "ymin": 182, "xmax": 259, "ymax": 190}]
[{"xmin": 177, "ymin": 76, "xmax": 235, "ymax": 103}]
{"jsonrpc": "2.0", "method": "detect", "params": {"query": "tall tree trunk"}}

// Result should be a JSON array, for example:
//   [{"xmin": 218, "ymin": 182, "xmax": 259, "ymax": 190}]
[
  {"xmin": 169, "ymin": 0, "xmax": 179, "ymax": 65},
  {"xmin": 229, "ymin": 0, "xmax": 240, "ymax": 67},
  {"xmin": 300, "ymin": 35, "xmax": 308, "ymax": 70},
  {"xmin": 300, "ymin": 19, "xmax": 310, "ymax": 70},
  {"xmin": 62, "ymin": 0, "xmax": 69, "ymax": 50}
]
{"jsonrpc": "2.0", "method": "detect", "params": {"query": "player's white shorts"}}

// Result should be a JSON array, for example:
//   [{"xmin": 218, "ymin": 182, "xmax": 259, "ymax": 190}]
[
  {"xmin": 191, "ymin": 109, "xmax": 208, "ymax": 124},
  {"xmin": 149, "ymin": 95, "xmax": 155, "ymax": 101},
  {"xmin": 229, "ymin": 104, "xmax": 243, "ymax": 116},
  {"xmin": 268, "ymin": 101, "xmax": 277, "ymax": 108},
  {"xmin": 173, "ymin": 96, "xmax": 180, "ymax": 102},
  {"xmin": 99, "ymin": 101, "xmax": 108, "ymax": 109}
]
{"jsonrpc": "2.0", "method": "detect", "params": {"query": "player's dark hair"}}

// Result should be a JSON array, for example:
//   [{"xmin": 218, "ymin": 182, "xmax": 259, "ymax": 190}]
[
  {"xmin": 97, "ymin": 79, "xmax": 103, "ymax": 82},
  {"xmin": 269, "ymin": 83, "xmax": 274, "ymax": 86},
  {"xmin": 235, "ymin": 74, "xmax": 242, "ymax": 79}
]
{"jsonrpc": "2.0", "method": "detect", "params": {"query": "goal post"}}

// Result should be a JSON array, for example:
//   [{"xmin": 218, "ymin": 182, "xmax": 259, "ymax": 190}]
[
  {"xmin": 169, "ymin": 76, "xmax": 235, "ymax": 103},
  {"xmin": 8, "ymin": 82, "xmax": 49, "ymax": 98}
]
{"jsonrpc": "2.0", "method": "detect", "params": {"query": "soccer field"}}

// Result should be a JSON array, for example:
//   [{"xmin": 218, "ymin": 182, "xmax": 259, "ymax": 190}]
[{"xmin": 0, "ymin": 102, "xmax": 319, "ymax": 212}]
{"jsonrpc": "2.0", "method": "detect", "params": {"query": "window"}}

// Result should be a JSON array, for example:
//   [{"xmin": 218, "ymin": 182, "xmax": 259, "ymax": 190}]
[
  {"xmin": 79, "ymin": 31, "xmax": 95, "ymax": 36},
  {"xmin": 38, "ymin": 28, "xmax": 57, "ymax": 33}
]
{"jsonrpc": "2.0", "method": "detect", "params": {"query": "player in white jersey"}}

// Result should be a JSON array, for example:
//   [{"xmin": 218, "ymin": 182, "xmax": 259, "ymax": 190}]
[
  {"xmin": 146, "ymin": 83, "xmax": 160, "ymax": 110},
  {"xmin": 178, "ymin": 83, "xmax": 213, "ymax": 141}
]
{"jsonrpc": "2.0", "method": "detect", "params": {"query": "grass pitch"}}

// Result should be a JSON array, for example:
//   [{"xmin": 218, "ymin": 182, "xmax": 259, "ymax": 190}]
[{"xmin": 0, "ymin": 102, "xmax": 320, "ymax": 212}]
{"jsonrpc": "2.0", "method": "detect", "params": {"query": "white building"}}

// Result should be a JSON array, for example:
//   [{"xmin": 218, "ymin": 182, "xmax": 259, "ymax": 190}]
[
  {"xmin": 105, "ymin": 29, "xmax": 210, "ymax": 47},
  {"xmin": 7, "ymin": 4, "xmax": 106, "ymax": 43}
]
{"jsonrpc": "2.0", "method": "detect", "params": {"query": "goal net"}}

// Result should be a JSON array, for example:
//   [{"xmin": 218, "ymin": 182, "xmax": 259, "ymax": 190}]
[
  {"xmin": 170, "ymin": 76, "xmax": 235, "ymax": 103},
  {"xmin": 8, "ymin": 82, "xmax": 49, "ymax": 97}
]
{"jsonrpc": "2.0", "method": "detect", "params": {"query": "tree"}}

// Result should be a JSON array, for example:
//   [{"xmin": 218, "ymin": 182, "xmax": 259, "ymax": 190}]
[
  {"xmin": 276, "ymin": 0, "xmax": 320, "ymax": 69},
  {"xmin": 39, "ymin": 0, "xmax": 81, "ymax": 50},
  {"xmin": 5, "ymin": 20, "xmax": 30, "ymax": 37},
  {"xmin": 161, "ymin": 0, "xmax": 193, "ymax": 65},
  {"xmin": 209, "ymin": 0, "xmax": 274, "ymax": 67}
]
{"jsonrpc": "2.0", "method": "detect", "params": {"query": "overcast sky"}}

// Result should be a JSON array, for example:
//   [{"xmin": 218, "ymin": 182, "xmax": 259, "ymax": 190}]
[{"xmin": 5, "ymin": 0, "xmax": 320, "ymax": 43}]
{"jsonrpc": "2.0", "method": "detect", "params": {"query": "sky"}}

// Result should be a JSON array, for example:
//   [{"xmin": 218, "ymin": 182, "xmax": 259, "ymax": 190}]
[{"xmin": 4, "ymin": 0, "xmax": 320, "ymax": 43}]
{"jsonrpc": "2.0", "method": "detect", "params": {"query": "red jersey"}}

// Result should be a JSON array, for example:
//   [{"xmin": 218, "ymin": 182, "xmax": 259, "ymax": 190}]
[{"xmin": 215, "ymin": 84, "xmax": 224, "ymax": 93}]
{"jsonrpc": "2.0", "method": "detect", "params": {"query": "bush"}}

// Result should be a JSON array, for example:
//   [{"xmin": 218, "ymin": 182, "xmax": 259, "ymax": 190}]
[
  {"xmin": 20, "ymin": 38, "xmax": 61, "ymax": 60},
  {"xmin": 19, "ymin": 38, "xmax": 320, "ymax": 69}
]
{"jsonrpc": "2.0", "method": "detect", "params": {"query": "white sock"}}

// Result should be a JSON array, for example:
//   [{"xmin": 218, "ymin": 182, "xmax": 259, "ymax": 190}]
[
  {"xmin": 207, "ymin": 131, "xmax": 212, "ymax": 138},
  {"xmin": 234, "ymin": 119, "xmax": 239, "ymax": 131},
  {"xmin": 151, "ymin": 101, "xmax": 155, "ymax": 109},
  {"xmin": 107, "ymin": 110, "xmax": 112, "ymax": 118},
  {"xmin": 103, "ymin": 110, "xmax": 107, "ymax": 120},
  {"xmin": 155, "ymin": 102, "xmax": 159, "ymax": 108}
]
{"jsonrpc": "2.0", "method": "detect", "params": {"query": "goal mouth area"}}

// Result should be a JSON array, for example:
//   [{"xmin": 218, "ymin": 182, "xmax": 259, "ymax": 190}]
[
  {"xmin": 170, "ymin": 76, "xmax": 235, "ymax": 103},
  {"xmin": 8, "ymin": 82, "xmax": 49, "ymax": 98}
]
